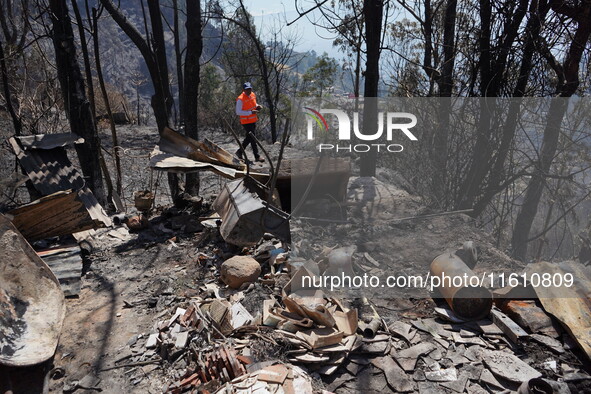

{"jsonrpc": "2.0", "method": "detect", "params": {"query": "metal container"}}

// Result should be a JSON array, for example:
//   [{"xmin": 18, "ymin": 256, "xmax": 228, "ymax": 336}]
[
  {"xmin": 134, "ymin": 190, "xmax": 154, "ymax": 211},
  {"xmin": 213, "ymin": 179, "xmax": 290, "ymax": 246},
  {"xmin": 430, "ymin": 252, "xmax": 493, "ymax": 320}
]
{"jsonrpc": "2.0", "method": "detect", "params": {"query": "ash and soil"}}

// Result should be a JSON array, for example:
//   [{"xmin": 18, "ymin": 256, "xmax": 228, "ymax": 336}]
[{"xmin": 0, "ymin": 121, "xmax": 586, "ymax": 392}]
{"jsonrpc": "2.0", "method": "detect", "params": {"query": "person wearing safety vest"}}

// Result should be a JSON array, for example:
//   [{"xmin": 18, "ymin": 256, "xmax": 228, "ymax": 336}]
[{"xmin": 235, "ymin": 82, "xmax": 264, "ymax": 163}]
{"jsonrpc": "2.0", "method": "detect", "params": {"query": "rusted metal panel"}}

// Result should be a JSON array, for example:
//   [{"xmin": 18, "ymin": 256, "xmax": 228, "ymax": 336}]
[
  {"xmin": 8, "ymin": 134, "xmax": 111, "ymax": 229},
  {"xmin": 213, "ymin": 178, "xmax": 290, "ymax": 246},
  {"xmin": 150, "ymin": 147, "xmax": 241, "ymax": 178},
  {"xmin": 526, "ymin": 261, "xmax": 591, "ymax": 360},
  {"xmin": 7, "ymin": 190, "xmax": 105, "ymax": 241},
  {"xmin": 430, "ymin": 252, "xmax": 493, "ymax": 320},
  {"xmin": 36, "ymin": 245, "xmax": 83, "ymax": 297},
  {"xmin": 159, "ymin": 127, "xmax": 245, "ymax": 170},
  {"xmin": 0, "ymin": 214, "xmax": 65, "ymax": 367}
]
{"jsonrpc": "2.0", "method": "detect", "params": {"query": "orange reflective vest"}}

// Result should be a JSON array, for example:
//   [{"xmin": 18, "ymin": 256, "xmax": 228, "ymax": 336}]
[{"xmin": 237, "ymin": 92, "xmax": 258, "ymax": 124}]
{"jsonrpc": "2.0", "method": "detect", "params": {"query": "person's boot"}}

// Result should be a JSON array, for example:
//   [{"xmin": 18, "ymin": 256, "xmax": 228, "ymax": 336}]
[
  {"xmin": 235, "ymin": 149, "xmax": 244, "ymax": 159},
  {"xmin": 255, "ymin": 156, "xmax": 265, "ymax": 163}
]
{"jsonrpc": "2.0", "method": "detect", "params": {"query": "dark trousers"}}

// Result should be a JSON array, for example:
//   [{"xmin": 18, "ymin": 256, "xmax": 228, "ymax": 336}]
[{"xmin": 239, "ymin": 122, "xmax": 259, "ymax": 158}]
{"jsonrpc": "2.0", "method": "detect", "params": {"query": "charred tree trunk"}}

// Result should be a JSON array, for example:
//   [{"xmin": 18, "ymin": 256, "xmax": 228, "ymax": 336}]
[
  {"xmin": 439, "ymin": 0, "xmax": 457, "ymax": 98},
  {"xmin": 472, "ymin": 0, "xmax": 550, "ymax": 216},
  {"xmin": 49, "ymin": 0, "xmax": 105, "ymax": 204},
  {"xmin": 456, "ymin": 0, "xmax": 529, "ymax": 212},
  {"xmin": 100, "ymin": 0, "xmax": 178, "ymax": 202},
  {"xmin": 99, "ymin": 0, "xmax": 173, "ymax": 132},
  {"xmin": 511, "ymin": 1, "xmax": 591, "ymax": 261},
  {"xmin": 70, "ymin": 0, "xmax": 117, "ymax": 209},
  {"xmin": 147, "ymin": 0, "xmax": 173, "ymax": 131},
  {"xmin": 422, "ymin": 0, "xmax": 437, "ymax": 95},
  {"xmin": 359, "ymin": 0, "xmax": 383, "ymax": 177},
  {"xmin": 0, "ymin": 37, "xmax": 21, "ymax": 135},
  {"xmin": 173, "ymin": 0, "xmax": 184, "ymax": 123},
  {"xmin": 145, "ymin": 0, "xmax": 179, "ymax": 202},
  {"xmin": 70, "ymin": 0, "xmax": 96, "ymax": 118},
  {"xmin": 183, "ymin": 0, "xmax": 203, "ymax": 196},
  {"xmin": 431, "ymin": 0, "xmax": 456, "ymax": 206},
  {"xmin": 91, "ymin": 6, "xmax": 122, "ymax": 196}
]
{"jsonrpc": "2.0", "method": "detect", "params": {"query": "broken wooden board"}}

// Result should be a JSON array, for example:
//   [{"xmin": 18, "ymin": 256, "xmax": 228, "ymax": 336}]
[
  {"xmin": 500, "ymin": 300, "xmax": 559, "ymax": 336},
  {"xmin": 0, "ymin": 214, "xmax": 65, "ymax": 366},
  {"xmin": 525, "ymin": 261, "xmax": 591, "ymax": 361},
  {"xmin": 7, "ymin": 190, "xmax": 106, "ymax": 241},
  {"xmin": 490, "ymin": 307, "xmax": 528, "ymax": 343}
]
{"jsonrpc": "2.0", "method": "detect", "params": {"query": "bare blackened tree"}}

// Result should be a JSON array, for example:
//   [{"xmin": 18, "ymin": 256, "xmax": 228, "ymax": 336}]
[
  {"xmin": 358, "ymin": 0, "xmax": 384, "ymax": 177},
  {"xmin": 90, "ymin": 5, "xmax": 122, "ymax": 196},
  {"xmin": 0, "ymin": 36, "xmax": 21, "ymax": 135},
  {"xmin": 99, "ymin": 0, "xmax": 174, "ymax": 132},
  {"xmin": 0, "ymin": 0, "xmax": 30, "ymax": 135},
  {"xmin": 172, "ymin": 0, "xmax": 184, "ymax": 122},
  {"xmin": 470, "ymin": 0, "xmax": 551, "ymax": 216},
  {"xmin": 456, "ymin": 0, "xmax": 530, "ymax": 212},
  {"xmin": 99, "ymin": 0, "xmax": 180, "ymax": 200},
  {"xmin": 511, "ymin": 0, "xmax": 591, "ymax": 261},
  {"xmin": 49, "ymin": 0, "xmax": 106, "ymax": 203},
  {"xmin": 70, "ymin": 0, "xmax": 117, "ymax": 207},
  {"xmin": 183, "ymin": 0, "xmax": 203, "ymax": 195}
]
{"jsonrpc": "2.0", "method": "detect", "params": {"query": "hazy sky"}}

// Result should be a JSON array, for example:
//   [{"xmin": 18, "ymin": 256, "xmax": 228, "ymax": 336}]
[{"xmin": 244, "ymin": 0, "xmax": 342, "ymax": 59}]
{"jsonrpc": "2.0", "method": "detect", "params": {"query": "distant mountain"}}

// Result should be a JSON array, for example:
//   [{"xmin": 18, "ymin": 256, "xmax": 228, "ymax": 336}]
[{"xmin": 76, "ymin": 1, "xmax": 351, "ymax": 111}]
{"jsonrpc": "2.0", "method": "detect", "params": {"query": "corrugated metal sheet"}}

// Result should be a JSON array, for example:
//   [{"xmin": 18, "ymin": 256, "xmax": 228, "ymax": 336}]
[
  {"xmin": 8, "ymin": 134, "xmax": 111, "ymax": 229},
  {"xmin": 213, "ymin": 179, "xmax": 290, "ymax": 246},
  {"xmin": 37, "ymin": 245, "xmax": 83, "ymax": 297},
  {"xmin": 16, "ymin": 133, "xmax": 84, "ymax": 150},
  {"xmin": 526, "ymin": 261, "xmax": 591, "ymax": 361}
]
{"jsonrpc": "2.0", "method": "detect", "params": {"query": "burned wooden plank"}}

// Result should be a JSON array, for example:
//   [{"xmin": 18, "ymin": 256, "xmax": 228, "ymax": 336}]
[
  {"xmin": 0, "ymin": 214, "xmax": 65, "ymax": 367},
  {"xmin": 7, "ymin": 190, "xmax": 105, "ymax": 241},
  {"xmin": 490, "ymin": 307, "xmax": 529, "ymax": 343}
]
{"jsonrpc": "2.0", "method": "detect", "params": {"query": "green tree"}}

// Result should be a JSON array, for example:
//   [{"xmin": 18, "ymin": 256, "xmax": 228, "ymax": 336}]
[{"xmin": 301, "ymin": 53, "xmax": 338, "ymax": 97}]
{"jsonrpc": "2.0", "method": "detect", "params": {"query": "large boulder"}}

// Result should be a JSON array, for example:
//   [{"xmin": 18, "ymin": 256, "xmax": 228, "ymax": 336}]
[{"xmin": 220, "ymin": 256, "xmax": 261, "ymax": 289}]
